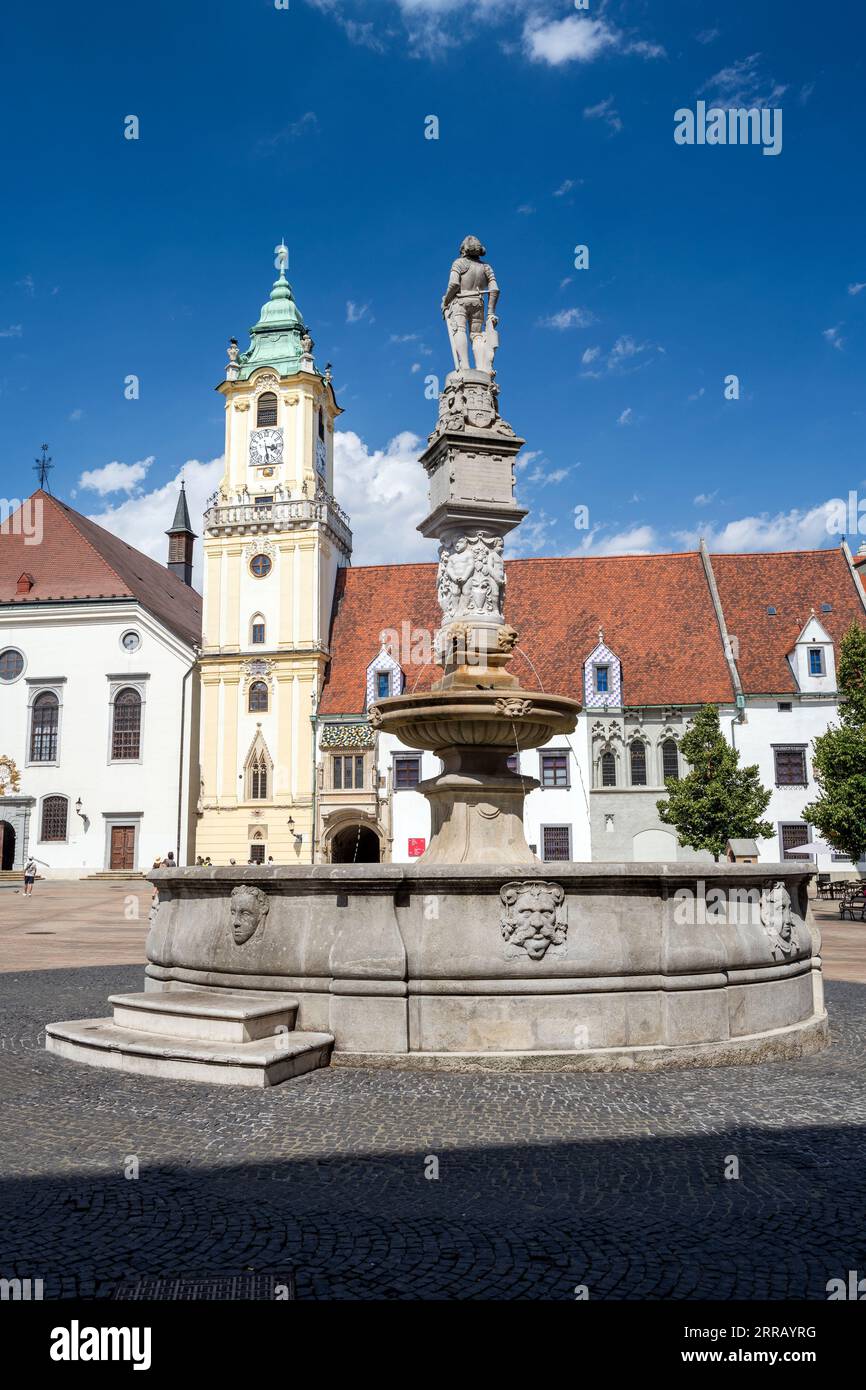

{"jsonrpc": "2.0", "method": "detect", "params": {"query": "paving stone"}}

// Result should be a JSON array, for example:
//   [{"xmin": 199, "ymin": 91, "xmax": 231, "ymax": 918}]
[{"xmin": 1, "ymin": 965, "xmax": 865, "ymax": 1300}]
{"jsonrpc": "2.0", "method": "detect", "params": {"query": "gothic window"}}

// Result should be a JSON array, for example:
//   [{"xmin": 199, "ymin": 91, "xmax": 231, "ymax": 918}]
[
  {"xmin": 30, "ymin": 692, "xmax": 59, "ymax": 762},
  {"xmin": 601, "ymin": 750, "xmax": 617, "ymax": 787},
  {"xmin": 257, "ymin": 392, "xmax": 278, "ymax": 427},
  {"xmin": 661, "ymin": 738, "xmax": 680, "ymax": 782},
  {"xmin": 251, "ymin": 617, "xmax": 266, "ymax": 645},
  {"xmin": 630, "ymin": 742, "xmax": 647, "ymax": 787},
  {"xmin": 111, "ymin": 688, "xmax": 141, "ymax": 760},
  {"xmin": 249, "ymin": 752, "xmax": 269, "ymax": 800},
  {"xmin": 40, "ymin": 794, "xmax": 68, "ymax": 842},
  {"xmin": 249, "ymin": 680, "xmax": 269, "ymax": 713}
]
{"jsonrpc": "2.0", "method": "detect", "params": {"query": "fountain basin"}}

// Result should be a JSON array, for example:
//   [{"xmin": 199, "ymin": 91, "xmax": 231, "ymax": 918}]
[
  {"xmin": 132, "ymin": 862, "xmax": 826, "ymax": 1072},
  {"xmin": 370, "ymin": 687, "xmax": 581, "ymax": 753}
]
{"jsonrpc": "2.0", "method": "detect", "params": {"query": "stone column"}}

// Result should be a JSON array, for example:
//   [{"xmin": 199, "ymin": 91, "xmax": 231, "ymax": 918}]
[{"xmin": 418, "ymin": 369, "xmax": 526, "ymax": 690}]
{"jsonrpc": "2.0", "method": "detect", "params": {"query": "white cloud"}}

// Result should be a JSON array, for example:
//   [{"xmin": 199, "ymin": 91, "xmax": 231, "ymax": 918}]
[
  {"xmin": 516, "ymin": 203, "xmax": 535, "ymax": 215},
  {"xmin": 68, "ymin": 408, "xmax": 84, "ymax": 423},
  {"xmin": 86, "ymin": 456, "xmax": 225, "ymax": 590},
  {"xmin": 823, "ymin": 324, "xmax": 845, "ymax": 351},
  {"xmin": 515, "ymin": 448, "xmax": 542, "ymax": 471},
  {"xmin": 583, "ymin": 95, "xmax": 623, "ymax": 133},
  {"xmin": 15, "ymin": 274, "xmax": 35, "ymax": 296},
  {"xmin": 694, "ymin": 490, "xmax": 718, "ymax": 507},
  {"xmin": 78, "ymin": 458, "xmax": 154, "ymax": 495},
  {"xmin": 333, "ymin": 429, "xmax": 430, "ymax": 564},
  {"xmin": 674, "ymin": 499, "xmax": 846, "ymax": 552},
  {"xmin": 695, "ymin": 28, "xmax": 720, "ymax": 45},
  {"xmin": 699, "ymin": 53, "xmax": 786, "ymax": 109},
  {"xmin": 572, "ymin": 524, "xmax": 661, "ymax": 556},
  {"xmin": 553, "ymin": 178, "xmax": 580, "ymax": 197},
  {"xmin": 537, "ymin": 307, "xmax": 595, "ymax": 330},
  {"xmin": 0, "ymin": 324, "xmax": 23, "ymax": 338},
  {"xmin": 523, "ymin": 15, "xmax": 661, "ymax": 68},
  {"xmin": 582, "ymin": 335, "xmax": 663, "ymax": 378},
  {"xmin": 847, "ymin": 282, "xmax": 866, "ymax": 296},
  {"xmin": 688, "ymin": 386, "xmax": 706, "ymax": 401},
  {"xmin": 346, "ymin": 300, "xmax": 371, "ymax": 323},
  {"xmin": 617, "ymin": 407, "xmax": 634, "ymax": 426}
]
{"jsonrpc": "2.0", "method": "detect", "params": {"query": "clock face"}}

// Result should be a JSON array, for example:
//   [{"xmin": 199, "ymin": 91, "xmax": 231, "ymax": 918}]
[{"xmin": 250, "ymin": 428, "xmax": 283, "ymax": 468}]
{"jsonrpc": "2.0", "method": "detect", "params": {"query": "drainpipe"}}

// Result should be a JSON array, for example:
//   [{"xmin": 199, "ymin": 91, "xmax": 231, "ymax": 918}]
[
  {"xmin": 176, "ymin": 653, "xmax": 197, "ymax": 866},
  {"xmin": 310, "ymin": 687, "xmax": 319, "ymax": 864}
]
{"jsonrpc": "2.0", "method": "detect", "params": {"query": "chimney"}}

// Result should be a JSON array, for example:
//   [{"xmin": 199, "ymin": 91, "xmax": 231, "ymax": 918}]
[
  {"xmin": 165, "ymin": 482, "xmax": 197, "ymax": 587},
  {"xmin": 16, "ymin": 573, "xmax": 34, "ymax": 594}
]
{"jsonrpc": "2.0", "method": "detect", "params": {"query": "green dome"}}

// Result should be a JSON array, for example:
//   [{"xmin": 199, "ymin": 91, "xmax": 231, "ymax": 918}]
[{"xmin": 237, "ymin": 269, "xmax": 307, "ymax": 380}]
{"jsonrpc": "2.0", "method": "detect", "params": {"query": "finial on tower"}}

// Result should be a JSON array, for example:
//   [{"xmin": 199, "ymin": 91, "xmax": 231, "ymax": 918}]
[{"xmin": 274, "ymin": 239, "xmax": 289, "ymax": 279}]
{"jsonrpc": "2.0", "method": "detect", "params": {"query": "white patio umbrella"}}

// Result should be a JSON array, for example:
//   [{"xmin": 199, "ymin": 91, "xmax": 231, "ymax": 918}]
[{"xmin": 785, "ymin": 840, "xmax": 830, "ymax": 859}]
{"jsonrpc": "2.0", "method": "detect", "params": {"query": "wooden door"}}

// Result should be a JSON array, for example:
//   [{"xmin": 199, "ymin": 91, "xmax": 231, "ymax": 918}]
[{"xmin": 110, "ymin": 825, "xmax": 135, "ymax": 870}]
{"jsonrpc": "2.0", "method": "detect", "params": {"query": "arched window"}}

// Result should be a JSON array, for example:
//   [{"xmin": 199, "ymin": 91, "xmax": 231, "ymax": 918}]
[
  {"xmin": 40, "ymin": 794, "xmax": 68, "ymax": 842},
  {"xmin": 30, "ymin": 692, "xmax": 59, "ymax": 762},
  {"xmin": 601, "ymin": 750, "xmax": 616, "ymax": 787},
  {"xmin": 662, "ymin": 738, "xmax": 680, "ymax": 782},
  {"xmin": 112, "ymin": 688, "xmax": 141, "ymax": 760},
  {"xmin": 249, "ymin": 751, "xmax": 268, "ymax": 800},
  {"xmin": 256, "ymin": 392, "xmax": 278, "ymax": 427},
  {"xmin": 630, "ymin": 742, "xmax": 647, "ymax": 787},
  {"xmin": 249, "ymin": 680, "xmax": 269, "ymax": 713},
  {"xmin": 250, "ymin": 616, "xmax": 266, "ymax": 645}
]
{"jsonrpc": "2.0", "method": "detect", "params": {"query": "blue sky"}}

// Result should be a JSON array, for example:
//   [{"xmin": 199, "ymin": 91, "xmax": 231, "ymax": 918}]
[{"xmin": 2, "ymin": 0, "xmax": 865, "ymax": 571}]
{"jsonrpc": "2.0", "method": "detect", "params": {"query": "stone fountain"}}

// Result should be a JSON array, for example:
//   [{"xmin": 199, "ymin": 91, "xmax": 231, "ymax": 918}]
[{"xmin": 45, "ymin": 236, "xmax": 828, "ymax": 1085}]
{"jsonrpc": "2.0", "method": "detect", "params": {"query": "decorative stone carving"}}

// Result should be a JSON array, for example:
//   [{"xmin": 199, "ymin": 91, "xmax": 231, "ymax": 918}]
[
  {"xmin": 495, "ymin": 698, "xmax": 533, "ymax": 718},
  {"xmin": 760, "ymin": 880, "xmax": 795, "ymax": 959},
  {"xmin": 368, "ymin": 705, "xmax": 383, "ymax": 728},
  {"xmin": 497, "ymin": 625, "xmax": 519, "ymax": 654},
  {"xmin": 230, "ymin": 884, "xmax": 269, "ymax": 946},
  {"xmin": 500, "ymin": 880, "xmax": 568, "ymax": 961},
  {"xmin": 437, "ymin": 532, "xmax": 506, "ymax": 623},
  {"xmin": 243, "ymin": 540, "xmax": 276, "ymax": 562},
  {"xmin": 226, "ymin": 339, "xmax": 240, "ymax": 380},
  {"xmin": 253, "ymin": 373, "xmax": 279, "ymax": 393}
]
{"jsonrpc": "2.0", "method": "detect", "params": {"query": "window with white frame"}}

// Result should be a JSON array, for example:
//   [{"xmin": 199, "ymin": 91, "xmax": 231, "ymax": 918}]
[{"xmin": 808, "ymin": 648, "xmax": 825, "ymax": 676}]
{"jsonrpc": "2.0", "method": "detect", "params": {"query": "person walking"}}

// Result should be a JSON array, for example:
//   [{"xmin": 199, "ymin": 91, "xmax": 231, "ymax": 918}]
[{"xmin": 23, "ymin": 855, "xmax": 41, "ymax": 896}]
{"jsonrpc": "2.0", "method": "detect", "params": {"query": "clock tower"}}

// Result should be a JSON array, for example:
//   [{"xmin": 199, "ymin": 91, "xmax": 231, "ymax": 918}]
[{"xmin": 196, "ymin": 253, "xmax": 352, "ymax": 864}]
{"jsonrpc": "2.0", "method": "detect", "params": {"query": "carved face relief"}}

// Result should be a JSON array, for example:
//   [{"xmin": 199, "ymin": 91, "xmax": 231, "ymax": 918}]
[
  {"xmin": 759, "ymin": 879, "xmax": 795, "ymax": 957},
  {"xmin": 500, "ymin": 880, "xmax": 567, "ymax": 961},
  {"xmin": 230, "ymin": 885, "xmax": 269, "ymax": 946}
]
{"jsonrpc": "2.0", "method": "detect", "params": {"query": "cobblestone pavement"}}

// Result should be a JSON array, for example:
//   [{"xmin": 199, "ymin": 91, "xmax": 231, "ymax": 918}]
[{"xmin": 2, "ymin": 967, "xmax": 866, "ymax": 1300}]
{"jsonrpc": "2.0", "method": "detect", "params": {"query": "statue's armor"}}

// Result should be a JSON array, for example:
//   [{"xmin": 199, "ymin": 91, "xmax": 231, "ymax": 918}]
[{"xmin": 447, "ymin": 258, "xmax": 498, "ymax": 337}]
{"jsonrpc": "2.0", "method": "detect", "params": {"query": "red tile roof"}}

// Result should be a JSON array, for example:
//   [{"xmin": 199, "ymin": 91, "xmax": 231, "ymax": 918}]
[
  {"xmin": 320, "ymin": 552, "xmax": 736, "ymax": 713},
  {"xmin": 0, "ymin": 490, "xmax": 202, "ymax": 647},
  {"xmin": 711, "ymin": 548, "xmax": 866, "ymax": 694}
]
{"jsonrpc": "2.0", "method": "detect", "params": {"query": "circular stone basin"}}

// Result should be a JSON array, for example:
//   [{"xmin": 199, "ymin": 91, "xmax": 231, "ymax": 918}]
[{"xmin": 370, "ymin": 688, "xmax": 581, "ymax": 752}]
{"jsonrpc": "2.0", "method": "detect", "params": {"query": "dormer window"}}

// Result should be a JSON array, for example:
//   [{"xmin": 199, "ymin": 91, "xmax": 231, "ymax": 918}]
[
  {"xmin": 257, "ymin": 392, "xmax": 278, "ymax": 427},
  {"xmin": 595, "ymin": 665, "xmax": 609, "ymax": 694},
  {"xmin": 366, "ymin": 642, "xmax": 404, "ymax": 710},
  {"xmin": 376, "ymin": 671, "xmax": 390, "ymax": 700},
  {"xmin": 808, "ymin": 648, "xmax": 825, "ymax": 676}
]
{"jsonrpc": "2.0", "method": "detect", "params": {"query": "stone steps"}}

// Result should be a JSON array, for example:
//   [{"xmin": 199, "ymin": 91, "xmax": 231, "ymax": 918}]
[
  {"xmin": 84, "ymin": 871, "xmax": 147, "ymax": 881},
  {"xmin": 46, "ymin": 989, "xmax": 333, "ymax": 1087}
]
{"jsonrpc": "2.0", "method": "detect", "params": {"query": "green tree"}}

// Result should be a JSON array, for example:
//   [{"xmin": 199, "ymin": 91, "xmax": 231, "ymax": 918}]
[
  {"xmin": 656, "ymin": 704, "xmax": 772, "ymax": 861},
  {"xmin": 803, "ymin": 621, "xmax": 866, "ymax": 865}
]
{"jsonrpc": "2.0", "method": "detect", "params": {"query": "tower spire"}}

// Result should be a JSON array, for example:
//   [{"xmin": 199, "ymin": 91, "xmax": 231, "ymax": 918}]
[{"xmin": 166, "ymin": 480, "xmax": 197, "ymax": 587}]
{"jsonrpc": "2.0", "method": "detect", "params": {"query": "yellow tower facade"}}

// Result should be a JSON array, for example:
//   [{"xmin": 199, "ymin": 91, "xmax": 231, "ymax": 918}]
[{"xmin": 196, "ymin": 258, "xmax": 352, "ymax": 864}]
